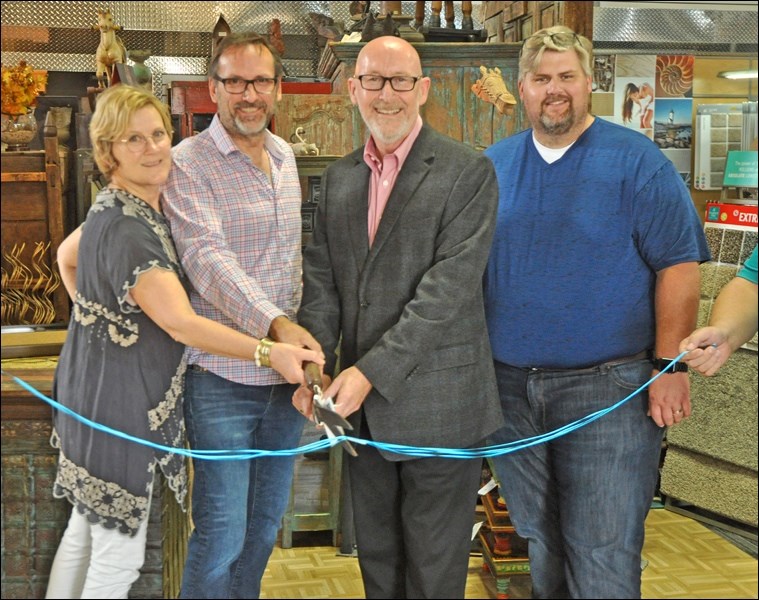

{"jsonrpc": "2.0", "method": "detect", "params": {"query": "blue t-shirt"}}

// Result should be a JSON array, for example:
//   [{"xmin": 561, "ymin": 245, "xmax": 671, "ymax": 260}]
[
  {"xmin": 738, "ymin": 245, "xmax": 758, "ymax": 285},
  {"xmin": 483, "ymin": 118, "xmax": 711, "ymax": 368}
]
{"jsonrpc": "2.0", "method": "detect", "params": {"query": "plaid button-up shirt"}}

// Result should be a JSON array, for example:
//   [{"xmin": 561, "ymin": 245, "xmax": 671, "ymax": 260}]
[{"xmin": 163, "ymin": 116, "xmax": 302, "ymax": 385}]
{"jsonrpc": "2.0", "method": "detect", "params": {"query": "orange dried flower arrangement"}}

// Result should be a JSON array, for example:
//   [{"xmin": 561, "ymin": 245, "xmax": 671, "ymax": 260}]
[{"xmin": 1, "ymin": 61, "xmax": 47, "ymax": 116}]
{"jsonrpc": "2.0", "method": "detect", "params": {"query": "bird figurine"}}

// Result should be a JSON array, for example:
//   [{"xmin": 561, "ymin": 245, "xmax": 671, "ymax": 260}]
[{"xmin": 268, "ymin": 18, "xmax": 285, "ymax": 56}]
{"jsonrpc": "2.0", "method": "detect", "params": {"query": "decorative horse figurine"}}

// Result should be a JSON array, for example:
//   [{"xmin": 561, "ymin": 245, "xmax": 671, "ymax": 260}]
[{"xmin": 94, "ymin": 9, "xmax": 126, "ymax": 87}]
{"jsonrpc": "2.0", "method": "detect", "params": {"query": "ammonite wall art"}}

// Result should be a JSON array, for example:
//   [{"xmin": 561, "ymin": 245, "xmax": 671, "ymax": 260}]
[{"xmin": 655, "ymin": 55, "xmax": 695, "ymax": 98}]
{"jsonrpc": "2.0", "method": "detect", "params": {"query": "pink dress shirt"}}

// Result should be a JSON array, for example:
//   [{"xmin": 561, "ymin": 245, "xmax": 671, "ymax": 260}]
[{"xmin": 363, "ymin": 116, "xmax": 424, "ymax": 246}]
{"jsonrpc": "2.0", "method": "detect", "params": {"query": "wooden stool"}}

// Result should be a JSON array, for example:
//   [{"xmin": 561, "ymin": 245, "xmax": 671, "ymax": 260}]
[{"xmin": 280, "ymin": 442, "xmax": 343, "ymax": 548}]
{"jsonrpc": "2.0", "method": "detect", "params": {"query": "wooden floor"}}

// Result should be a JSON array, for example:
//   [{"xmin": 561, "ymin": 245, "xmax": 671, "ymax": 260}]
[{"xmin": 260, "ymin": 508, "xmax": 758, "ymax": 599}]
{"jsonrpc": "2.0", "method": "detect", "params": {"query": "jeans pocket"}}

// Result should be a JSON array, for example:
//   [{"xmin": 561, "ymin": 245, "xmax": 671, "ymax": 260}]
[{"xmin": 609, "ymin": 359, "xmax": 651, "ymax": 390}]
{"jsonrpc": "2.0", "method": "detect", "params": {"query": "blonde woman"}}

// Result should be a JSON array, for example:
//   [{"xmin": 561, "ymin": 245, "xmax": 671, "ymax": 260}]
[{"xmin": 45, "ymin": 85, "xmax": 322, "ymax": 599}]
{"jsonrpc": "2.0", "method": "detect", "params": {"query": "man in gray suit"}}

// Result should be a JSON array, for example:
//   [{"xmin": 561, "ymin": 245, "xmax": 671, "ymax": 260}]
[{"xmin": 296, "ymin": 36, "xmax": 503, "ymax": 599}]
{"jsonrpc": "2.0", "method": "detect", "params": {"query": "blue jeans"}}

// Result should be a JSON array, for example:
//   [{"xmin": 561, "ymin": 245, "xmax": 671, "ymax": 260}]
[
  {"xmin": 179, "ymin": 368, "xmax": 304, "ymax": 599},
  {"xmin": 488, "ymin": 358, "xmax": 663, "ymax": 599}
]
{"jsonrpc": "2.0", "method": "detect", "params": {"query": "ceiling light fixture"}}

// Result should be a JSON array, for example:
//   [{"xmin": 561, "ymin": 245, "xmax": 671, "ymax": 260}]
[{"xmin": 717, "ymin": 69, "xmax": 758, "ymax": 80}]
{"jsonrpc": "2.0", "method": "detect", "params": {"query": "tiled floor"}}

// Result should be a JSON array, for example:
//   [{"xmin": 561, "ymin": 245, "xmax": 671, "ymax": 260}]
[{"xmin": 260, "ymin": 507, "xmax": 758, "ymax": 599}]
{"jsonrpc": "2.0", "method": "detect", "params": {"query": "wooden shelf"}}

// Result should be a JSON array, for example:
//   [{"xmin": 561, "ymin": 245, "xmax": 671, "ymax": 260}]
[
  {"xmin": 478, "ymin": 464, "xmax": 531, "ymax": 598},
  {"xmin": 483, "ymin": 489, "xmax": 523, "ymax": 532}
]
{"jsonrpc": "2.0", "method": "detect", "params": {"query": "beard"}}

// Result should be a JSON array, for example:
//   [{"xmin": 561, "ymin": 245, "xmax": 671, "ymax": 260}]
[
  {"xmin": 535, "ymin": 96, "xmax": 579, "ymax": 137},
  {"xmin": 362, "ymin": 104, "xmax": 414, "ymax": 149},
  {"xmin": 222, "ymin": 100, "xmax": 272, "ymax": 136}
]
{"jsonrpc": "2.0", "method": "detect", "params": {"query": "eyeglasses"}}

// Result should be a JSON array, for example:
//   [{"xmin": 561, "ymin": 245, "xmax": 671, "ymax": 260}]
[
  {"xmin": 213, "ymin": 76, "xmax": 278, "ymax": 95},
  {"xmin": 116, "ymin": 130, "xmax": 170, "ymax": 153},
  {"xmin": 519, "ymin": 32, "xmax": 582, "ymax": 57},
  {"xmin": 354, "ymin": 74, "xmax": 422, "ymax": 92}
]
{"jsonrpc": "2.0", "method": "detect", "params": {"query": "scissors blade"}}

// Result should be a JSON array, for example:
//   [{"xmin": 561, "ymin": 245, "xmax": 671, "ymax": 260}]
[
  {"xmin": 313, "ymin": 400, "xmax": 353, "ymax": 431},
  {"xmin": 304, "ymin": 362, "xmax": 358, "ymax": 456},
  {"xmin": 313, "ymin": 396, "xmax": 358, "ymax": 457}
]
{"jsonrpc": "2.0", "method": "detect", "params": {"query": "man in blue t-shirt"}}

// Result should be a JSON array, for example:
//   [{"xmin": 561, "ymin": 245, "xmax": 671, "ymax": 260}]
[
  {"xmin": 483, "ymin": 26, "xmax": 710, "ymax": 599},
  {"xmin": 680, "ymin": 245, "xmax": 758, "ymax": 376}
]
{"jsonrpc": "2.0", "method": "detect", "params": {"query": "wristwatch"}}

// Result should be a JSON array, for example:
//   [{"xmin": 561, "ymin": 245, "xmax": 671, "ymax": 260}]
[{"xmin": 652, "ymin": 358, "xmax": 688, "ymax": 373}]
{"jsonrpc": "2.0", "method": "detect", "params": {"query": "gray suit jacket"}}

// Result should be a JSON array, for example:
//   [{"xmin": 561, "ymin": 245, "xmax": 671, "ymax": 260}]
[{"xmin": 299, "ymin": 125, "xmax": 503, "ymax": 453}]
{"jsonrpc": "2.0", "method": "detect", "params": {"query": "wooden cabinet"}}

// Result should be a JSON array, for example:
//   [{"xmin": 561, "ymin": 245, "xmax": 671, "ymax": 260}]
[
  {"xmin": 277, "ymin": 95, "xmax": 355, "ymax": 158},
  {"xmin": 482, "ymin": 1, "xmax": 593, "ymax": 43},
  {"xmin": 1, "ymin": 116, "xmax": 69, "ymax": 325},
  {"xmin": 319, "ymin": 42, "xmax": 525, "ymax": 150},
  {"xmin": 167, "ymin": 80, "xmax": 216, "ymax": 139}
]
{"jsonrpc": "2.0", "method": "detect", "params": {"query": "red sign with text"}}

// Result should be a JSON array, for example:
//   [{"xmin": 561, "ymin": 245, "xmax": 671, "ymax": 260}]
[{"xmin": 705, "ymin": 202, "xmax": 758, "ymax": 229}]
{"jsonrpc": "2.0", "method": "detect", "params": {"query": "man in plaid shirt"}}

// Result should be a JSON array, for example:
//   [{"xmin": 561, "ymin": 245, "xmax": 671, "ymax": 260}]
[{"xmin": 163, "ymin": 33, "xmax": 321, "ymax": 599}]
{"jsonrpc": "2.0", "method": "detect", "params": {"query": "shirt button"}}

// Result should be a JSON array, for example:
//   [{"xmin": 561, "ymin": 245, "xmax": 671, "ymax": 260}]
[{"xmin": 383, "ymin": 180, "xmax": 389, "ymax": 186}]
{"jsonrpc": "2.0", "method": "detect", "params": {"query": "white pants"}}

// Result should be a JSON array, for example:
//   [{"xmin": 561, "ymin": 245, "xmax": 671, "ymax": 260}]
[{"xmin": 45, "ymin": 498, "xmax": 150, "ymax": 599}]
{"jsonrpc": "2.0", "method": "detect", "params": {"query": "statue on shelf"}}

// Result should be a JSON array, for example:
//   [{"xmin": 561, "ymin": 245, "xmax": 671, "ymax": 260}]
[
  {"xmin": 471, "ymin": 65, "xmax": 517, "ymax": 116},
  {"xmin": 289, "ymin": 127, "xmax": 319, "ymax": 156},
  {"xmin": 93, "ymin": 9, "xmax": 126, "ymax": 88}
]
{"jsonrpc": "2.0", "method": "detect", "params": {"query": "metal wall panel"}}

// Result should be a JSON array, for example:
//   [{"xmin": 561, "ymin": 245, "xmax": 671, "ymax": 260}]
[
  {"xmin": 594, "ymin": 5, "xmax": 757, "ymax": 55},
  {"xmin": 1, "ymin": 1, "xmax": 481, "ymax": 92}
]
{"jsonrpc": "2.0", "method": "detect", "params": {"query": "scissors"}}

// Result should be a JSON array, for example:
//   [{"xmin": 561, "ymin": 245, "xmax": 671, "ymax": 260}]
[{"xmin": 305, "ymin": 363, "xmax": 358, "ymax": 457}]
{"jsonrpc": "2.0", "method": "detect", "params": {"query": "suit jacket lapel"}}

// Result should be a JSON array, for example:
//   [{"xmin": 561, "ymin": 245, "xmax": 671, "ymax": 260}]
[{"xmin": 346, "ymin": 156, "xmax": 371, "ymax": 273}]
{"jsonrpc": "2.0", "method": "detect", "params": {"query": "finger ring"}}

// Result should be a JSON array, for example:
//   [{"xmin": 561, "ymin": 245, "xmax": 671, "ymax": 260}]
[{"xmin": 674, "ymin": 408, "xmax": 683, "ymax": 414}]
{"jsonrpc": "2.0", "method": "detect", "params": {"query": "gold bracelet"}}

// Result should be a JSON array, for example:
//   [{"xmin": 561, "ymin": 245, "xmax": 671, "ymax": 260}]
[{"xmin": 256, "ymin": 337, "xmax": 275, "ymax": 368}]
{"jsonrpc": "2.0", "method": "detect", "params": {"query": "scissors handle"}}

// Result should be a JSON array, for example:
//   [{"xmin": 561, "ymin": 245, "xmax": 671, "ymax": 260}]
[{"xmin": 304, "ymin": 362, "xmax": 322, "ymax": 392}]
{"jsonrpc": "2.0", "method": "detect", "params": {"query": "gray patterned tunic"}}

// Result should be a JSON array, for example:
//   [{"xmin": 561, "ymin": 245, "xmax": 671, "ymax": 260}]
[{"xmin": 52, "ymin": 188, "xmax": 188, "ymax": 536}]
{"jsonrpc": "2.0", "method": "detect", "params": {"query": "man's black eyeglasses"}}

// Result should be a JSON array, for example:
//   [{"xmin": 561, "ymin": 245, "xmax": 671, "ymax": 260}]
[
  {"xmin": 519, "ymin": 32, "xmax": 582, "ymax": 58},
  {"xmin": 354, "ymin": 74, "xmax": 422, "ymax": 92},
  {"xmin": 213, "ymin": 76, "xmax": 278, "ymax": 94}
]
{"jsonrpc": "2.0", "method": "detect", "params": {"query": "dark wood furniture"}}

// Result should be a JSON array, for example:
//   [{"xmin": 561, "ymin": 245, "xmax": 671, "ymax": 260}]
[
  {"xmin": 1, "ymin": 114, "xmax": 69, "ymax": 325},
  {"xmin": 482, "ymin": 1, "xmax": 593, "ymax": 43}
]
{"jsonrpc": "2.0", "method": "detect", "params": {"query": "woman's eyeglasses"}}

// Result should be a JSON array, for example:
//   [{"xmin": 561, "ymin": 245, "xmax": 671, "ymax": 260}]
[{"xmin": 116, "ymin": 130, "xmax": 170, "ymax": 153}]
